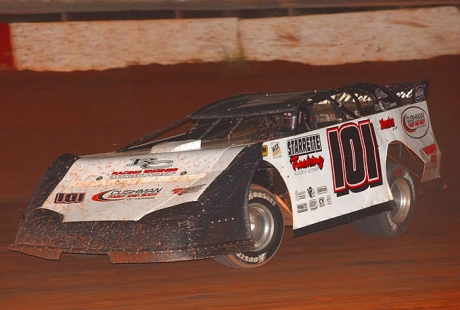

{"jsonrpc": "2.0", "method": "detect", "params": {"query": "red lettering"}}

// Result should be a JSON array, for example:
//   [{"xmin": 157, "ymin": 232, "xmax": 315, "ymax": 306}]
[
  {"xmin": 379, "ymin": 117, "xmax": 395, "ymax": 130},
  {"xmin": 112, "ymin": 170, "xmax": 142, "ymax": 175},
  {"xmin": 289, "ymin": 155, "xmax": 324, "ymax": 171},
  {"xmin": 144, "ymin": 168, "xmax": 178, "ymax": 173},
  {"xmin": 422, "ymin": 144, "xmax": 437, "ymax": 156}
]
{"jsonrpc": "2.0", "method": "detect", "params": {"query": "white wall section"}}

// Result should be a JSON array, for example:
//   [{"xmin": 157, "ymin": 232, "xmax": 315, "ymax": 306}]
[
  {"xmin": 10, "ymin": 18, "xmax": 241, "ymax": 71},
  {"xmin": 239, "ymin": 6, "xmax": 460, "ymax": 65},
  {"xmin": 5, "ymin": 6, "xmax": 460, "ymax": 71}
]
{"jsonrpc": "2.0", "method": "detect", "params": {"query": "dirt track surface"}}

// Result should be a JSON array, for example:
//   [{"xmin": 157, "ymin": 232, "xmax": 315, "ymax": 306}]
[{"xmin": 1, "ymin": 56, "xmax": 459, "ymax": 309}]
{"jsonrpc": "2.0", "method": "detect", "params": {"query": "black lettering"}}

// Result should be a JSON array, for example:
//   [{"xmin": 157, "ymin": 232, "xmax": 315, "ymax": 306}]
[
  {"xmin": 341, "ymin": 125, "xmax": 366, "ymax": 188},
  {"xmin": 327, "ymin": 120, "xmax": 382, "ymax": 197}
]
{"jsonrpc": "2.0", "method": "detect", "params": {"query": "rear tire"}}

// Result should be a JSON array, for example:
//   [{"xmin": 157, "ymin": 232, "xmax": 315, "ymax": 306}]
[
  {"xmin": 213, "ymin": 185, "xmax": 284, "ymax": 268},
  {"xmin": 355, "ymin": 161, "xmax": 416, "ymax": 237}
]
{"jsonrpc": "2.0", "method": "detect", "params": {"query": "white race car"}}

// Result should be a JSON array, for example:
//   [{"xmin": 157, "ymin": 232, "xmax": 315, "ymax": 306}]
[{"xmin": 10, "ymin": 79, "xmax": 443, "ymax": 268}]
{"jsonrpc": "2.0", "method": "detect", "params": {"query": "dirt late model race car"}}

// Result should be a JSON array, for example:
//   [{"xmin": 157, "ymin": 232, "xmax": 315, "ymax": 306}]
[{"xmin": 10, "ymin": 79, "xmax": 443, "ymax": 269}]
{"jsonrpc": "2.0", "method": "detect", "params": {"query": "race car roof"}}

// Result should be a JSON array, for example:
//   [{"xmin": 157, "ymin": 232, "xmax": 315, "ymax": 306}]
[
  {"xmin": 191, "ymin": 79, "xmax": 428, "ymax": 120},
  {"xmin": 191, "ymin": 91, "xmax": 318, "ymax": 119},
  {"xmin": 118, "ymin": 80, "xmax": 427, "ymax": 152}
]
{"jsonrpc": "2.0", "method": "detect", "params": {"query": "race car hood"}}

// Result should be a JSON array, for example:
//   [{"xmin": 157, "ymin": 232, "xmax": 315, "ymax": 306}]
[{"xmin": 37, "ymin": 141, "xmax": 257, "ymax": 222}]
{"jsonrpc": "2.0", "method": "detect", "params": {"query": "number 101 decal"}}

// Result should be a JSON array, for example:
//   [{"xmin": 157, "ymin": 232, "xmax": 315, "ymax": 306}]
[{"xmin": 327, "ymin": 120, "xmax": 383, "ymax": 197}]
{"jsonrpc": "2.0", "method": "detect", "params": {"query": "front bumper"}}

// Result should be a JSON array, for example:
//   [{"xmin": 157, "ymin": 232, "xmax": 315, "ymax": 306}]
[
  {"xmin": 10, "ymin": 144, "xmax": 263, "ymax": 263},
  {"xmin": 9, "ymin": 201, "xmax": 253, "ymax": 263}
]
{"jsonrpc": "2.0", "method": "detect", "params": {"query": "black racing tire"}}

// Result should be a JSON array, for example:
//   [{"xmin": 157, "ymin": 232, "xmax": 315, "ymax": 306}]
[
  {"xmin": 355, "ymin": 161, "xmax": 416, "ymax": 238},
  {"xmin": 213, "ymin": 184, "xmax": 284, "ymax": 269}
]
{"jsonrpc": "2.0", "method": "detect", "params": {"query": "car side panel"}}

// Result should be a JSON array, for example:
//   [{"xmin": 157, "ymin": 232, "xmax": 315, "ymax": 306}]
[{"xmin": 263, "ymin": 101, "xmax": 440, "ymax": 235}]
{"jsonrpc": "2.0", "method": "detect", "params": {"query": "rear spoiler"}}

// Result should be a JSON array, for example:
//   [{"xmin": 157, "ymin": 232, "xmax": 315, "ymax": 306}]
[
  {"xmin": 348, "ymin": 79, "xmax": 429, "ymax": 106},
  {"xmin": 385, "ymin": 79, "xmax": 429, "ymax": 104}
]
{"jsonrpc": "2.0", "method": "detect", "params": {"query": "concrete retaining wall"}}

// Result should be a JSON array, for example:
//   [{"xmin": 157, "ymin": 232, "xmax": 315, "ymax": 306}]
[
  {"xmin": 1, "ymin": 6, "xmax": 459, "ymax": 71},
  {"xmin": 239, "ymin": 7, "xmax": 460, "ymax": 64}
]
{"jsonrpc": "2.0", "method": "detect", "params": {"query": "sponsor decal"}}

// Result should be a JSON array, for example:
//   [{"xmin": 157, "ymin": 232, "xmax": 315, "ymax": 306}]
[
  {"xmin": 287, "ymin": 132, "xmax": 325, "ymax": 173},
  {"xmin": 92, "ymin": 188, "xmax": 162, "ymax": 202},
  {"xmin": 55, "ymin": 193, "xmax": 85, "ymax": 204},
  {"xmin": 355, "ymin": 94, "xmax": 374, "ymax": 104},
  {"xmin": 262, "ymin": 145, "xmax": 268, "ymax": 157},
  {"xmin": 420, "ymin": 143, "xmax": 437, "ymax": 163},
  {"xmin": 297, "ymin": 203, "xmax": 308, "ymax": 213},
  {"xmin": 379, "ymin": 117, "xmax": 395, "ymax": 130},
  {"xmin": 375, "ymin": 88, "xmax": 388, "ymax": 99},
  {"xmin": 309, "ymin": 199, "xmax": 318, "ymax": 211},
  {"xmin": 236, "ymin": 252, "xmax": 267, "ymax": 263},
  {"xmin": 290, "ymin": 154, "xmax": 324, "ymax": 171},
  {"xmin": 287, "ymin": 133, "xmax": 322, "ymax": 157},
  {"xmin": 172, "ymin": 184, "xmax": 205, "ymax": 195},
  {"xmin": 295, "ymin": 190, "xmax": 306, "ymax": 201},
  {"xmin": 375, "ymin": 101, "xmax": 386, "ymax": 112},
  {"xmin": 318, "ymin": 197, "xmax": 325, "ymax": 208},
  {"xmin": 326, "ymin": 195, "xmax": 332, "ymax": 205},
  {"xmin": 396, "ymin": 89, "xmax": 413, "ymax": 99},
  {"xmin": 271, "ymin": 142, "xmax": 282, "ymax": 159},
  {"xmin": 422, "ymin": 143, "xmax": 437, "ymax": 156},
  {"xmin": 396, "ymin": 89, "xmax": 413, "ymax": 104},
  {"xmin": 307, "ymin": 186, "xmax": 315, "ymax": 198},
  {"xmin": 127, "ymin": 158, "xmax": 173, "ymax": 169},
  {"xmin": 317, "ymin": 185, "xmax": 327, "ymax": 195},
  {"xmin": 402, "ymin": 106, "xmax": 429, "ymax": 139},
  {"xmin": 327, "ymin": 120, "xmax": 383, "ymax": 197},
  {"xmin": 110, "ymin": 168, "xmax": 178, "ymax": 179},
  {"xmin": 415, "ymin": 85, "xmax": 425, "ymax": 102},
  {"xmin": 374, "ymin": 101, "xmax": 397, "ymax": 112}
]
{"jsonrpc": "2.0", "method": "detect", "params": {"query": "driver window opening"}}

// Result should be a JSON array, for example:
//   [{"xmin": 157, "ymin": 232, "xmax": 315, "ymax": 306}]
[
  {"xmin": 354, "ymin": 91, "xmax": 377, "ymax": 116},
  {"xmin": 311, "ymin": 99, "xmax": 343, "ymax": 128},
  {"xmin": 298, "ymin": 106, "xmax": 316, "ymax": 132},
  {"xmin": 330, "ymin": 92, "xmax": 361, "ymax": 120}
]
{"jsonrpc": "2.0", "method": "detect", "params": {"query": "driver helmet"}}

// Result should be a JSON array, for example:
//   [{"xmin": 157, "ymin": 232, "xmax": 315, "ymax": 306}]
[{"xmin": 281, "ymin": 112, "xmax": 297, "ymax": 132}]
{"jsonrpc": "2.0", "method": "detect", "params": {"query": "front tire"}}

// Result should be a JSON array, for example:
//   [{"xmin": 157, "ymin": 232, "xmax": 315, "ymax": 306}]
[
  {"xmin": 355, "ymin": 161, "xmax": 416, "ymax": 237},
  {"xmin": 213, "ymin": 185, "xmax": 284, "ymax": 268}
]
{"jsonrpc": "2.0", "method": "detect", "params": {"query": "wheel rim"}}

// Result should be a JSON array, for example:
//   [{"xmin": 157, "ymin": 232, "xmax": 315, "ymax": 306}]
[
  {"xmin": 390, "ymin": 178, "xmax": 411, "ymax": 224},
  {"xmin": 249, "ymin": 203, "xmax": 274, "ymax": 251}
]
